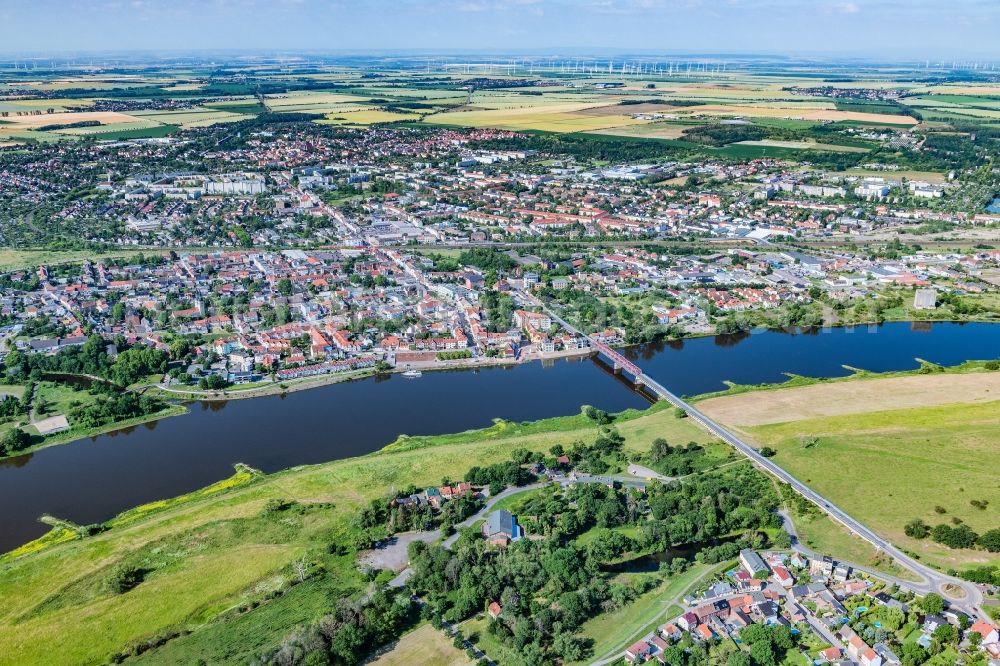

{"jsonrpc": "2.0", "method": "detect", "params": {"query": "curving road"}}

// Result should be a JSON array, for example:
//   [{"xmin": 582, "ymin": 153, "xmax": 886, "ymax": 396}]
[{"xmin": 531, "ymin": 296, "xmax": 987, "ymax": 621}]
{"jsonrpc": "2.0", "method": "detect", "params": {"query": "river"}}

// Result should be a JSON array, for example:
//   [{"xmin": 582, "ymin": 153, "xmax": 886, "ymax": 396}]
[{"xmin": 0, "ymin": 321, "xmax": 997, "ymax": 552}]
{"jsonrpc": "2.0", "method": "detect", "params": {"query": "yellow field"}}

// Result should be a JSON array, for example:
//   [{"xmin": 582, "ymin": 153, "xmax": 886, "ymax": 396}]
[
  {"xmin": 264, "ymin": 92, "xmax": 369, "ymax": 107},
  {"xmin": 590, "ymin": 122, "xmax": 690, "ymax": 140},
  {"xmin": 423, "ymin": 101, "xmax": 649, "ymax": 132},
  {"xmin": 0, "ymin": 110, "xmax": 142, "ymax": 128},
  {"xmin": 918, "ymin": 85, "xmax": 1000, "ymax": 96},
  {"xmin": 320, "ymin": 109, "xmax": 422, "ymax": 125},
  {"xmin": 54, "ymin": 120, "xmax": 162, "ymax": 136},
  {"xmin": 132, "ymin": 108, "xmax": 249, "ymax": 128},
  {"xmin": 698, "ymin": 371, "xmax": 1000, "ymax": 427},
  {"xmin": 679, "ymin": 104, "xmax": 918, "ymax": 125},
  {"xmin": 0, "ymin": 98, "xmax": 94, "ymax": 113},
  {"xmin": 182, "ymin": 112, "xmax": 252, "ymax": 128}
]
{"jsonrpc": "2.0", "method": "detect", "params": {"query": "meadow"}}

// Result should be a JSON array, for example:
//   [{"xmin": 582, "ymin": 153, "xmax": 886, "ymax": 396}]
[
  {"xmin": 699, "ymin": 371, "xmax": 1000, "ymax": 570},
  {"xmin": 369, "ymin": 623, "xmax": 473, "ymax": 666}
]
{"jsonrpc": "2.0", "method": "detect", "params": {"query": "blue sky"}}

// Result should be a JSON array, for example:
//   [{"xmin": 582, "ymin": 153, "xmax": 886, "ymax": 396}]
[{"xmin": 2, "ymin": 0, "xmax": 998, "ymax": 58}]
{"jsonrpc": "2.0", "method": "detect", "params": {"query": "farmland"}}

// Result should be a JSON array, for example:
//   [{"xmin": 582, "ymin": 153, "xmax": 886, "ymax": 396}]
[{"xmin": 2, "ymin": 64, "xmax": 999, "ymax": 156}]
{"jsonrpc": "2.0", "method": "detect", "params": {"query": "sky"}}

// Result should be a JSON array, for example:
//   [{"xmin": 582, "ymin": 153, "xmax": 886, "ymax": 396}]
[{"xmin": 2, "ymin": 0, "xmax": 999, "ymax": 59}]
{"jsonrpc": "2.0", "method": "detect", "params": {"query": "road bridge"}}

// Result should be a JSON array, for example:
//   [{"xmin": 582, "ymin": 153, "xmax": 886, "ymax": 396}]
[{"xmin": 527, "ymin": 295, "xmax": 986, "ymax": 620}]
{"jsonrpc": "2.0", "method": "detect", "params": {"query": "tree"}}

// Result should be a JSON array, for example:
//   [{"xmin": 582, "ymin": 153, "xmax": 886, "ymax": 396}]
[
  {"xmin": 552, "ymin": 633, "xmax": 585, "ymax": 662},
  {"xmin": 978, "ymin": 528, "xmax": 1000, "ymax": 552},
  {"xmin": 899, "ymin": 642, "xmax": 928, "ymax": 666},
  {"xmin": 932, "ymin": 623, "xmax": 956, "ymax": 644},
  {"xmin": 905, "ymin": 518, "xmax": 930, "ymax": 539},
  {"xmin": 728, "ymin": 652, "xmax": 752, "ymax": 666},
  {"xmin": 1, "ymin": 427, "xmax": 31, "ymax": 455},
  {"xmin": 106, "ymin": 564, "xmax": 145, "ymax": 594},
  {"xmin": 749, "ymin": 639, "xmax": 777, "ymax": 666},
  {"xmin": 921, "ymin": 592, "xmax": 945, "ymax": 615}
]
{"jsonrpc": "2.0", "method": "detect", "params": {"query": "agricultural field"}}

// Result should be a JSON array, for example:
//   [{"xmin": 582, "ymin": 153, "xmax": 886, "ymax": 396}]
[
  {"xmin": 698, "ymin": 371, "xmax": 1000, "ymax": 570},
  {"xmin": 0, "ymin": 110, "xmax": 141, "ymax": 128},
  {"xmin": 732, "ymin": 139, "xmax": 870, "ymax": 153},
  {"xmin": 423, "ymin": 98, "xmax": 649, "ymax": 132},
  {"xmin": 3, "ymin": 67, "xmax": 1000, "ymax": 147},
  {"xmin": 319, "ymin": 109, "xmax": 422, "ymax": 125}
]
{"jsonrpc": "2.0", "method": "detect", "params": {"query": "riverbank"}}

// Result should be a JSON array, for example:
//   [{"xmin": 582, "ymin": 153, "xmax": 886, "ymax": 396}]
[
  {"xmin": 0, "ymin": 402, "xmax": 702, "ymax": 666},
  {"xmin": 0, "ymin": 403, "xmax": 188, "ymax": 462},
  {"xmin": 0, "ymin": 350, "xmax": 594, "ymax": 462},
  {"xmin": 2, "ymin": 360, "xmax": 997, "ymax": 663},
  {"xmin": 141, "ymin": 347, "xmax": 593, "ymax": 403}
]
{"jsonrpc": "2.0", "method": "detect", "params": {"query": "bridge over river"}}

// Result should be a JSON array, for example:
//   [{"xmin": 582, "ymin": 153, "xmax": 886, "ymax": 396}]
[{"xmin": 528, "ymin": 294, "xmax": 987, "ymax": 620}]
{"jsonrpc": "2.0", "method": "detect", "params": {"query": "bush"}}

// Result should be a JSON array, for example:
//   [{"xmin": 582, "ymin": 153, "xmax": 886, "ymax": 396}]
[
  {"xmin": 106, "ymin": 564, "xmax": 146, "ymax": 594},
  {"xmin": 904, "ymin": 518, "xmax": 930, "ymax": 539}
]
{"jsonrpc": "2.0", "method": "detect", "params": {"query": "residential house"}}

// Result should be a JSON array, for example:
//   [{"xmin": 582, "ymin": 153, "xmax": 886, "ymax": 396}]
[{"xmin": 482, "ymin": 509, "xmax": 522, "ymax": 546}]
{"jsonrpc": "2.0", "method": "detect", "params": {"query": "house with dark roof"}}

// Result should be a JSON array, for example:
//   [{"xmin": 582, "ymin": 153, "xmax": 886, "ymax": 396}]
[{"xmin": 482, "ymin": 509, "xmax": 522, "ymax": 545}]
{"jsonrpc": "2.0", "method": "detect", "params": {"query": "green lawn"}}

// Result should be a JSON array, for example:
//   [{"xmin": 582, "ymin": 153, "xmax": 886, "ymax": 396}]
[
  {"xmin": 0, "ymin": 248, "xmax": 172, "ymax": 272},
  {"xmin": 574, "ymin": 560, "xmax": 731, "ymax": 664},
  {"xmin": 747, "ymin": 400, "xmax": 1000, "ymax": 571}
]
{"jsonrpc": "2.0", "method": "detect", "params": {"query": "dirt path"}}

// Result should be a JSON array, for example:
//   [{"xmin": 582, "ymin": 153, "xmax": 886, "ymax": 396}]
[{"xmin": 697, "ymin": 372, "xmax": 1000, "ymax": 427}]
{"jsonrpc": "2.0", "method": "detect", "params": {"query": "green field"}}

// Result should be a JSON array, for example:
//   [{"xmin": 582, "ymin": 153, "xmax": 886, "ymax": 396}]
[
  {"xmin": 574, "ymin": 560, "xmax": 729, "ymax": 664},
  {"xmin": 745, "ymin": 399, "xmax": 1000, "ymax": 570},
  {"xmin": 0, "ymin": 248, "xmax": 172, "ymax": 271}
]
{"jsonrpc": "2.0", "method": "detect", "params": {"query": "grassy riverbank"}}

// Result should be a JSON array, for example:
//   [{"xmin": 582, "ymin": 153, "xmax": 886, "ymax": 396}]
[
  {"xmin": 4, "ymin": 354, "xmax": 998, "ymax": 663},
  {"xmin": 0, "ymin": 402, "xmax": 709, "ymax": 666}
]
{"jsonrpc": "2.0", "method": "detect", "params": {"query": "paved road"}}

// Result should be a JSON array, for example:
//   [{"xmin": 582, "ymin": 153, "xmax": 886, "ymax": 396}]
[
  {"xmin": 385, "ymin": 482, "xmax": 548, "ymax": 587},
  {"xmin": 531, "ymin": 297, "xmax": 986, "ymax": 621},
  {"xmin": 639, "ymin": 373, "xmax": 985, "ymax": 619}
]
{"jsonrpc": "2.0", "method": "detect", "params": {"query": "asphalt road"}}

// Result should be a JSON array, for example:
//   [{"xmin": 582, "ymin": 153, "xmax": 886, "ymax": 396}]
[
  {"xmin": 638, "ymin": 373, "xmax": 985, "ymax": 620},
  {"xmin": 533, "ymin": 297, "xmax": 987, "ymax": 621}
]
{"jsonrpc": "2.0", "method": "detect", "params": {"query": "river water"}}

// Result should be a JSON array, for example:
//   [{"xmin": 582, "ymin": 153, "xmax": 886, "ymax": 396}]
[{"xmin": 0, "ymin": 321, "xmax": 996, "ymax": 552}]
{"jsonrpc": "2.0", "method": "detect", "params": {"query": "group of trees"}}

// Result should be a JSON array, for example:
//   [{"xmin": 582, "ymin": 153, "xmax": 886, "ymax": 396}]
[
  {"xmin": 408, "ymin": 536, "xmax": 618, "ymax": 663},
  {"xmin": 479, "ymin": 289, "xmax": 516, "ymax": 332},
  {"xmin": 0, "ymin": 427, "xmax": 32, "ymax": 456},
  {"xmin": 3, "ymin": 334, "xmax": 168, "ymax": 388},
  {"xmin": 727, "ymin": 623, "xmax": 796, "ymax": 666},
  {"xmin": 905, "ymin": 518, "xmax": 1000, "ymax": 552},
  {"xmin": 402, "ymin": 455, "xmax": 783, "ymax": 666},
  {"xmin": 69, "ymin": 392, "xmax": 166, "ymax": 431},
  {"xmin": 354, "ymin": 486, "xmax": 484, "ymax": 548},
  {"xmin": 255, "ymin": 587, "xmax": 417, "ymax": 666},
  {"xmin": 647, "ymin": 437, "xmax": 712, "ymax": 476}
]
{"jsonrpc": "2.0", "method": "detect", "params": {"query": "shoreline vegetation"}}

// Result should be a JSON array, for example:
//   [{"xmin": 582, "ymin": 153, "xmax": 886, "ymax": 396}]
[
  {"xmin": 2, "ymin": 320, "xmax": 997, "ymax": 462},
  {"xmin": 2, "ymin": 362, "xmax": 998, "ymax": 663},
  {"xmin": 5, "ymin": 354, "xmax": 997, "ymax": 563}
]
